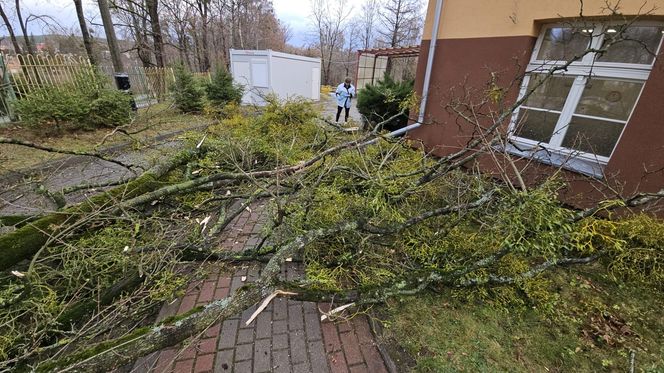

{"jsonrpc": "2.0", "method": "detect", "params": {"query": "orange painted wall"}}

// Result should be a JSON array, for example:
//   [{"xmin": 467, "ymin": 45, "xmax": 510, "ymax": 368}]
[{"xmin": 422, "ymin": 0, "xmax": 664, "ymax": 40}]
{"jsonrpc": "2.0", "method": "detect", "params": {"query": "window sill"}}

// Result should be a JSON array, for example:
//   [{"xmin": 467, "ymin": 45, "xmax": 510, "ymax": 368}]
[{"xmin": 502, "ymin": 140, "xmax": 607, "ymax": 179}]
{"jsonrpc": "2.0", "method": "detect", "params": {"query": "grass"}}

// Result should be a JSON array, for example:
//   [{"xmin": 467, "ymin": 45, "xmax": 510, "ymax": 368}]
[
  {"xmin": 383, "ymin": 265, "xmax": 664, "ymax": 373},
  {"xmin": 0, "ymin": 103, "xmax": 212, "ymax": 172}
]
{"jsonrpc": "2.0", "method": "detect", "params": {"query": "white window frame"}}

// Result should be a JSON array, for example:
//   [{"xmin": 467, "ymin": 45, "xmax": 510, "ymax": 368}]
[{"xmin": 506, "ymin": 21, "xmax": 664, "ymax": 178}]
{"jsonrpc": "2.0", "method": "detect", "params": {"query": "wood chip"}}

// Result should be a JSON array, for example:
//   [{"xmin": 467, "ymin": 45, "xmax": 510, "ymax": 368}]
[{"xmin": 320, "ymin": 303, "xmax": 355, "ymax": 321}]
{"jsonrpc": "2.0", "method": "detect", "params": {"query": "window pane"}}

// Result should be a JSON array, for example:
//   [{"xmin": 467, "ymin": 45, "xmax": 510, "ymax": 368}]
[
  {"xmin": 514, "ymin": 109, "xmax": 560, "ymax": 143},
  {"xmin": 537, "ymin": 27, "xmax": 592, "ymax": 61},
  {"xmin": 561, "ymin": 116, "xmax": 625, "ymax": 157},
  {"xmin": 598, "ymin": 26, "xmax": 664, "ymax": 64},
  {"xmin": 575, "ymin": 79, "xmax": 643, "ymax": 121},
  {"xmin": 524, "ymin": 74, "xmax": 575, "ymax": 111}
]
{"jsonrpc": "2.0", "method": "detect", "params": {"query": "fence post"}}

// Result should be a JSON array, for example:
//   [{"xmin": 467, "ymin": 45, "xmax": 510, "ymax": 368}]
[{"xmin": 0, "ymin": 54, "xmax": 18, "ymax": 122}]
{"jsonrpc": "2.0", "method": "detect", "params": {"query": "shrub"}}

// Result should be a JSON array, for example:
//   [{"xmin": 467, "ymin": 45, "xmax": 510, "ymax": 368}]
[
  {"xmin": 356, "ymin": 75, "xmax": 415, "ymax": 132},
  {"xmin": 205, "ymin": 69, "xmax": 244, "ymax": 107},
  {"xmin": 88, "ymin": 89, "xmax": 133, "ymax": 128},
  {"xmin": 14, "ymin": 71, "xmax": 132, "ymax": 130},
  {"xmin": 172, "ymin": 64, "xmax": 203, "ymax": 113}
]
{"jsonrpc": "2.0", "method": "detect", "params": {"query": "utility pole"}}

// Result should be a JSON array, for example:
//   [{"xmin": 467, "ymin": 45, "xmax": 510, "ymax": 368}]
[{"xmin": 97, "ymin": 0, "xmax": 124, "ymax": 74}]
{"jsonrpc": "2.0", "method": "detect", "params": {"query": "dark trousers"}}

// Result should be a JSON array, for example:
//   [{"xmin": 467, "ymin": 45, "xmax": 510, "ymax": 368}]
[{"xmin": 336, "ymin": 106, "xmax": 350, "ymax": 122}]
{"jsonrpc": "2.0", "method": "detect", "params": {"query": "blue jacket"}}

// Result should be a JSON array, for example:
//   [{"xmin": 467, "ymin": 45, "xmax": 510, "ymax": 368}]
[{"xmin": 335, "ymin": 83, "xmax": 356, "ymax": 108}]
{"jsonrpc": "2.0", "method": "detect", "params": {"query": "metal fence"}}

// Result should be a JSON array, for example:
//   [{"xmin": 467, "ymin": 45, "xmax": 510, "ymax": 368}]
[{"xmin": 0, "ymin": 53, "xmax": 188, "ymax": 121}]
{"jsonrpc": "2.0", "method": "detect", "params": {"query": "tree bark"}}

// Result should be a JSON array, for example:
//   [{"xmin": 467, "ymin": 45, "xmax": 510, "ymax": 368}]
[
  {"xmin": 14, "ymin": 0, "xmax": 34, "ymax": 54},
  {"xmin": 146, "ymin": 0, "xmax": 165, "ymax": 68},
  {"xmin": 73, "ymin": 0, "xmax": 97, "ymax": 65},
  {"xmin": 0, "ymin": 152, "xmax": 190, "ymax": 271},
  {"xmin": 0, "ymin": 4, "xmax": 22, "ymax": 53}
]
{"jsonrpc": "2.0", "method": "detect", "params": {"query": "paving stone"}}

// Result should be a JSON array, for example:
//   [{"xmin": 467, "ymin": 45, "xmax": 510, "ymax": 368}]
[
  {"xmin": 217, "ymin": 319, "xmax": 239, "ymax": 350},
  {"xmin": 217, "ymin": 277, "xmax": 231, "ymax": 288},
  {"xmin": 321, "ymin": 322, "xmax": 342, "ymax": 353},
  {"xmin": 253, "ymin": 338, "xmax": 272, "ymax": 372},
  {"xmin": 235, "ymin": 344, "xmax": 253, "ymax": 362},
  {"xmin": 304, "ymin": 311, "xmax": 322, "ymax": 341},
  {"xmin": 272, "ymin": 319, "xmax": 288, "ymax": 335},
  {"xmin": 194, "ymin": 354, "xmax": 215, "ymax": 373},
  {"xmin": 289, "ymin": 330, "xmax": 308, "ymax": 365},
  {"xmin": 234, "ymin": 360, "xmax": 252, "ymax": 373},
  {"xmin": 272, "ymin": 349, "xmax": 291, "ymax": 373},
  {"xmin": 339, "ymin": 332, "xmax": 363, "ymax": 366},
  {"xmin": 360, "ymin": 343, "xmax": 388, "ymax": 373},
  {"xmin": 255, "ymin": 311, "xmax": 272, "ymax": 339},
  {"xmin": 273, "ymin": 298, "xmax": 288, "ymax": 320},
  {"xmin": 348, "ymin": 364, "xmax": 369, "ymax": 373},
  {"xmin": 272, "ymin": 333, "xmax": 289, "ymax": 350},
  {"xmin": 292, "ymin": 362, "xmax": 311, "ymax": 373},
  {"xmin": 214, "ymin": 287, "xmax": 230, "ymax": 300},
  {"xmin": 199, "ymin": 281, "xmax": 216, "ymax": 303},
  {"xmin": 155, "ymin": 348, "xmax": 178, "ymax": 372},
  {"xmin": 205, "ymin": 323, "xmax": 221, "ymax": 339},
  {"xmin": 351, "ymin": 316, "xmax": 374, "ymax": 346},
  {"xmin": 308, "ymin": 339, "xmax": 330, "ymax": 373},
  {"xmin": 287, "ymin": 304, "xmax": 304, "ymax": 331},
  {"xmin": 213, "ymin": 349, "xmax": 234, "ymax": 372},
  {"xmin": 240, "ymin": 305, "xmax": 257, "ymax": 328},
  {"xmin": 178, "ymin": 294, "xmax": 198, "ymax": 314},
  {"xmin": 198, "ymin": 338, "xmax": 217, "ymax": 355},
  {"xmin": 173, "ymin": 359, "xmax": 194, "ymax": 373},
  {"xmin": 303, "ymin": 302, "xmax": 318, "ymax": 314},
  {"xmin": 236, "ymin": 328, "xmax": 254, "ymax": 345},
  {"xmin": 327, "ymin": 350, "xmax": 349, "ymax": 373}
]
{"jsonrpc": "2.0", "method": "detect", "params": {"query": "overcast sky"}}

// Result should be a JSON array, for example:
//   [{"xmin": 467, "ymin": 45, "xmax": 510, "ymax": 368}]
[{"xmin": 0, "ymin": 0, "xmax": 364, "ymax": 47}]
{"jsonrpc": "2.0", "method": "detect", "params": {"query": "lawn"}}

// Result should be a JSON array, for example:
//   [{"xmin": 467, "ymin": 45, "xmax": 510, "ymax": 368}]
[
  {"xmin": 0, "ymin": 103, "xmax": 212, "ymax": 172},
  {"xmin": 383, "ymin": 265, "xmax": 664, "ymax": 372}
]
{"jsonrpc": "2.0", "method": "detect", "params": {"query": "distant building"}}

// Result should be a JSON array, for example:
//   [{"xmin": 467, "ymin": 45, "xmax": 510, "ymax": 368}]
[{"xmin": 411, "ymin": 0, "xmax": 664, "ymax": 212}]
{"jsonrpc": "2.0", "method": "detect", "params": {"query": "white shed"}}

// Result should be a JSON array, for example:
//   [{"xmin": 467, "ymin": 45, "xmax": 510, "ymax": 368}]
[{"xmin": 229, "ymin": 49, "xmax": 321, "ymax": 105}]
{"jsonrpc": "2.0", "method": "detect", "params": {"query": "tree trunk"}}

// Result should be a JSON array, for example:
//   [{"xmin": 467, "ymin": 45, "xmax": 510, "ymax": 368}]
[
  {"xmin": 146, "ymin": 0, "xmax": 165, "ymax": 68},
  {"xmin": 73, "ymin": 0, "xmax": 97, "ymax": 65},
  {"xmin": 0, "ymin": 153, "xmax": 189, "ymax": 271},
  {"xmin": 0, "ymin": 4, "xmax": 22, "ymax": 53},
  {"xmin": 15, "ymin": 0, "xmax": 34, "ymax": 54},
  {"xmin": 97, "ymin": 0, "xmax": 124, "ymax": 74}
]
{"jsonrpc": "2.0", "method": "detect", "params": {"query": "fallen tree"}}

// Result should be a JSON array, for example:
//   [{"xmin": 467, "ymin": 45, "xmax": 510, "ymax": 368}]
[{"xmin": 1, "ymin": 63, "xmax": 663, "ymax": 372}]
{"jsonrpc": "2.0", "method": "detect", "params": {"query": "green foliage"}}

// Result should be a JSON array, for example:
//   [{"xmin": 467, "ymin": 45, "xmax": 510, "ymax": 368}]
[
  {"xmin": 205, "ymin": 68, "xmax": 244, "ymax": 107},
  {"xmin": 356, "ymin": 75, "xmax": 415, "ymax": 131},
  {"xmin": 172, "ymin": 64, "xmax": 204, "ymax": 113},
  {"xmin": 13, "ymin": 71, "xmax": 132, "ymax": 130}
]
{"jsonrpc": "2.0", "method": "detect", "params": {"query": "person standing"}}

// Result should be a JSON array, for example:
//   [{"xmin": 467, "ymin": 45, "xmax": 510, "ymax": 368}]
[{"xmin": 335, "ymin": 77, "xmax": 356, "ymax": 123}]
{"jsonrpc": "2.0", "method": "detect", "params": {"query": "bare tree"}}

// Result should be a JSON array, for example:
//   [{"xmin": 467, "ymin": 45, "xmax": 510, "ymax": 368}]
[
  {"xmin": 358, "ymin": 0, "xmax": 380, "ymax": 49},
  {"xmin": 73, "ymin": 0, "xmax": 97, "ymax": 64},
  {"xmin": 378, "ymin": 0, "xmax": 423, "ymax": 48},
  {"xmin": 310, "ymin": 0, "xmax": 352, "ymax": 85},
  {"xmin": 145, "ymin": 0, "xmax": 165, "ymax": 67},
  {"xmin": 0, "ymin": 2, "xmax": 22, "ymax": 53}
]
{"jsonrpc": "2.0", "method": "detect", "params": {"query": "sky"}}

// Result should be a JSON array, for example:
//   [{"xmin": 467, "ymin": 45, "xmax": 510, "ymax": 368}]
[{"xmin": 0, "ymin": 0, "xmax": 366, "ymax": 48}]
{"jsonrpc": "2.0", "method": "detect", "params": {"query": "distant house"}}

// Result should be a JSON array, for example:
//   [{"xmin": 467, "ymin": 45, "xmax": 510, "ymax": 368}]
[{"xmin": 410, "ymin": 0, "xmax": 664, "ymax": 211}]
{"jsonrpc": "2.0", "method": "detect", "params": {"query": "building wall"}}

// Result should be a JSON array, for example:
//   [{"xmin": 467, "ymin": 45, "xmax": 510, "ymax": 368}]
[{"xmin": 410, "ymin": 0, "xmax": 664, "ymax": 213}]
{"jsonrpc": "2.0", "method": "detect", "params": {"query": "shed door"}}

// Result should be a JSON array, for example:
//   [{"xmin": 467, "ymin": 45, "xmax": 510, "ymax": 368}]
[
  {"xmin": 233, "ymin": 61, "xmax": 252, "ymax": 103},
  {"xmin": 312, "ymin": 67, "xmax": 321, "ymax": 100}
]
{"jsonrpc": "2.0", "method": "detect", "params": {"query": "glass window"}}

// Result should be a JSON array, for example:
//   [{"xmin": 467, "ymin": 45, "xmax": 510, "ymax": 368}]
[
  {"xmin": 514, "ymin": 109, "xmax": 560, "ymax": 143},
  {"xmin": 575, "ymin": 79, "xmax": 643, "ymax": 121},
  {"xmin": 561, "ymin": 117, "xmax": 625, "ymax": 157},
  {"xmin": 598, "ymin": 26, "xmax": 664, "ymax": 64},
  {"xmin": 523, "ymin": 74, "xmax": 575, "ymax": 110},
  {"xmin": 537, "ymin": 27, "xmax": 592, "ymax": 61}
]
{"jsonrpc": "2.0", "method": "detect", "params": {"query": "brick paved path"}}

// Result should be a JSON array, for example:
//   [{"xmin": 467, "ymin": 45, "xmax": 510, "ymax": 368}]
[{"xmin": 132, "ymin": 203, "xmax": 390, "ymax": 373}]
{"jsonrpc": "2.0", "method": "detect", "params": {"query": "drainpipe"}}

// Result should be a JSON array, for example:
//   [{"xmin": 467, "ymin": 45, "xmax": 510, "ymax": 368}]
[{"xmin": 384, "ymin": 0, "xmax": 444, "ymax": 138}]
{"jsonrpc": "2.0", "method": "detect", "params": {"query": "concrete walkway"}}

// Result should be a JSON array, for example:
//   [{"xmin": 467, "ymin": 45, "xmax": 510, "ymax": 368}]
[{"xmin": 132, "ymin": 203, "xmax": 390, "ymax": 373}]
